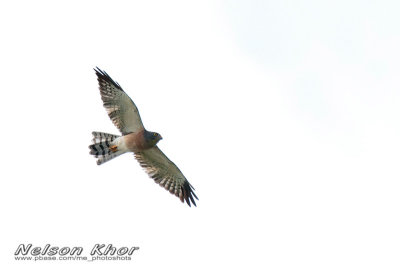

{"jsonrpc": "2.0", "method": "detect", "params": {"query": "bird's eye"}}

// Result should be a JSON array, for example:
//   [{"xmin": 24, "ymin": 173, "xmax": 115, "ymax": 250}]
[{"xmin": 153, "ymin": 133, "xmax": 157, "ymax": 137}]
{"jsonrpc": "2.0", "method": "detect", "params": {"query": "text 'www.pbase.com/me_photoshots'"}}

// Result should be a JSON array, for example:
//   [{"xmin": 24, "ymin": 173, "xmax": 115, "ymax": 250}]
[{"xmin": 14, "ymin": 243, "xmax": 140, "ymax": 262}]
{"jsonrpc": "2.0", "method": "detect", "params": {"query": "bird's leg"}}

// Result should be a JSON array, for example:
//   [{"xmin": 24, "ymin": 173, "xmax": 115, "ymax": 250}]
[{"xmin": 109, "ymin": 145, "xmax": 118, "ymax": 152}]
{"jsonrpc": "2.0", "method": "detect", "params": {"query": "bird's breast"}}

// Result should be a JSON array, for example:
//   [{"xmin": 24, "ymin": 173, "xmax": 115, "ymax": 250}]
[{"xmin": 123, "ymin": 131, "xmax": 151, "ymax": 152}]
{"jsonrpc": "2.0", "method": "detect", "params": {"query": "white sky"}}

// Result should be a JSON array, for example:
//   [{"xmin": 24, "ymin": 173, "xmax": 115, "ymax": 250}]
[{"xmin": 1, "ymin": 1, "xmax": 400, "ymax": 266}]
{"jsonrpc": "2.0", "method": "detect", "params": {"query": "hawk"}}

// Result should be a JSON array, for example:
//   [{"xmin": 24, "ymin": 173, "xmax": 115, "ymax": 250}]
[{"xmin": 89, "ymin": 67, "xmax": 198, "ymax": 207}]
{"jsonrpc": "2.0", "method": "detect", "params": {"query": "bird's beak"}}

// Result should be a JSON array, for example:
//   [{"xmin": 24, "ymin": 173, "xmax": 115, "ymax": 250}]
[{"xmin": 160, "ymin": 135, "xmax": 163, "ymax": 140}]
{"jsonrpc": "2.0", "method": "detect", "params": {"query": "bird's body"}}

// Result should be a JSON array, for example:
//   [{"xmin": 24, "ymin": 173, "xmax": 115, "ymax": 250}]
[
  {"xmin": 118, "ymin": 130, "xmax": 161, "ymax": 152},
  {"xmin": 89, "ymin": 68, "xmax": 198, "ymax": 207}
]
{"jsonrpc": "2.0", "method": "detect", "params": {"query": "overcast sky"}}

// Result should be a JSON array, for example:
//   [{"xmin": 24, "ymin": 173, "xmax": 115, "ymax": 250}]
[{"xmin": 1, "ymin": 1, "xmax": 400, "ymax": 266}]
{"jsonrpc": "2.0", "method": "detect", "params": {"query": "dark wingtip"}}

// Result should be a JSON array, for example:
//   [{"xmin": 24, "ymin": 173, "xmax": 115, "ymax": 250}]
[
  {"xmin": 94, "ymin": 66, "xmax": 106, "ymax": 77},
  {"xmin": 182, "ymin": 181, "xmax": 198, "ymax": 207},
  {"xmin": 93, "ymin": 67, "xmax": 122, "ymax": 90}
]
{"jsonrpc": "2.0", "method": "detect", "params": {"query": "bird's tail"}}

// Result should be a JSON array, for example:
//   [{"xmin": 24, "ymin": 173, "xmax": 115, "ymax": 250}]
[{"xmin": 89, "ymin": 131, "xmax": 123, "ymax": 165}]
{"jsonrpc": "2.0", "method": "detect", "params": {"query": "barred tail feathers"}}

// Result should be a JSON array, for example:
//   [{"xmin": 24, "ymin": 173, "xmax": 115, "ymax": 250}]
[{"xmin": 89, "ymin": 131, "xmax": 123, "ymax": 165}]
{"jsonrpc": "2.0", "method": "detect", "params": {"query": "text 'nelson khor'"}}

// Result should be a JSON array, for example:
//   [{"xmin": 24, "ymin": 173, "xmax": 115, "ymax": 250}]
[{"xmin": 15, "ymin": 244, "xmax": 139, "ymax": 256}]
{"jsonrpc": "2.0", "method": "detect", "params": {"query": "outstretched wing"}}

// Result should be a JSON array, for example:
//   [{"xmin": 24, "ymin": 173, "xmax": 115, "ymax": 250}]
[
  {"xmin": 134, "ymin": 146, "xmax": 198, "ymax": 207},
  {"xmin": 94, "ymin": 67, "xmax": 144, "ymax": 135}
]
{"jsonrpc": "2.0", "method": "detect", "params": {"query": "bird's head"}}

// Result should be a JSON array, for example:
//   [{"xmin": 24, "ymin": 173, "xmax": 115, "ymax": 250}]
[{"xmin": 145, "ymin": 130, "xmax": 163, "ymax": 146}]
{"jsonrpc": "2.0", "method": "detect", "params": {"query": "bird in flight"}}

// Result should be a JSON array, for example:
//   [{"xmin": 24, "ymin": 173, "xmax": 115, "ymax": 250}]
[{"xmin": 89, "ymin": 67, "xmax": 198, "ymax": 207}]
